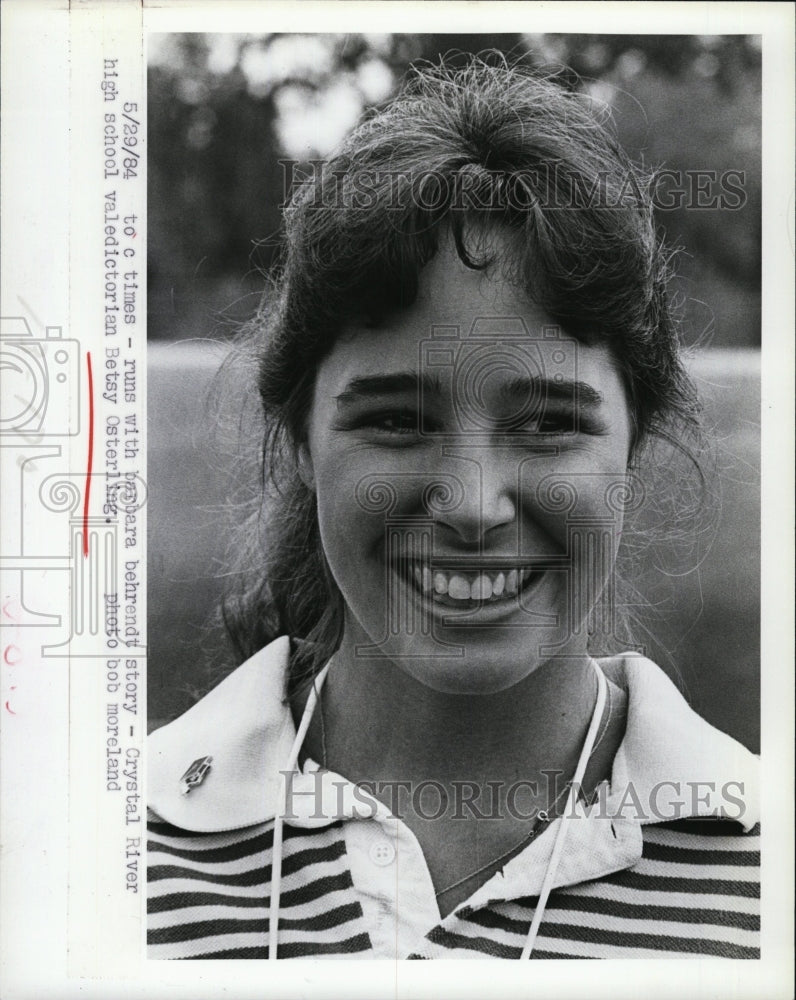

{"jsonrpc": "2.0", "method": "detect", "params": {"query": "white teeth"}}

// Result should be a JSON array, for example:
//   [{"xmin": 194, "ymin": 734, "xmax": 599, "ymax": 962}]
[
  {"xmin": 448, "ymin": 575, "xmax": 471, "ymax": 600},
  {"xmin": 470, "ymin": 574, "xmax": 492, "ymax": 600},
  {"xmin": 411, "ymin": 564, "xmax": 534, "ymax": 602}
]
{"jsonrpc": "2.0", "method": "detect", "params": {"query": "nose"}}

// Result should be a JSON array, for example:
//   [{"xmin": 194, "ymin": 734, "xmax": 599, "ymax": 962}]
[{"xmin": 433, "ymin": 448, "xmax": 517, "ymax": 544}]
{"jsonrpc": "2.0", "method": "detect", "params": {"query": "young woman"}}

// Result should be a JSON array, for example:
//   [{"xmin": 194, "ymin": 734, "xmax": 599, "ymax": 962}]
[{"xmin": 148, "ymin": 59, "xmax": 759, "ymax": 960}]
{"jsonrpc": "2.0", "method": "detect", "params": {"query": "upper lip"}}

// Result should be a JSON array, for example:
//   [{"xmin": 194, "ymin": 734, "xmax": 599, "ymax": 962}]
[{"xmin": 424, "ymin": 556, "xmax": 542, "ymax": 570}]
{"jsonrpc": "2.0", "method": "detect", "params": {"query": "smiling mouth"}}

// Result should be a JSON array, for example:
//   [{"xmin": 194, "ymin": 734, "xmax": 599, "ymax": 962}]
[{"xmin": 406, "ymin": 562, "xmax": 538, "ymax": 606}]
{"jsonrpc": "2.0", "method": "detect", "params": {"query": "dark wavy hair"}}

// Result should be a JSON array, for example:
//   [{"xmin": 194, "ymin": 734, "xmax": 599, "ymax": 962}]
[{"xmin": 218, "ymin": 57, "xmax": 705, "ymax": 695}]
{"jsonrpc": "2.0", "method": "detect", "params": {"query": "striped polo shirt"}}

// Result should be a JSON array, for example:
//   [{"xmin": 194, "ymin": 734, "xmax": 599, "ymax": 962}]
[{"xmin": 148, "ymin": 638, "xmax": 760, "ymax": 959}]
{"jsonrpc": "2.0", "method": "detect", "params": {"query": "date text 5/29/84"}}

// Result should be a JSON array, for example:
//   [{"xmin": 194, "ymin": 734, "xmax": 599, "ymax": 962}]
[{"xmin": 104, "ymin": 103, "xmax": 139, "ymax": 181}]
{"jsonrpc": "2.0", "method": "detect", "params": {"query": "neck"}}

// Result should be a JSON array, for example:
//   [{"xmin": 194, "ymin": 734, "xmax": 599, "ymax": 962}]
[{"xmin": 296, "ymin": 630, "xmax": 616, "ymax": 805}]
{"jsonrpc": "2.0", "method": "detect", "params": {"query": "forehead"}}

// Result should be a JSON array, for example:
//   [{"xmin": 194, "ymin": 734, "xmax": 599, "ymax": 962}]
[{"xmin": 318, "ymin": 235, "xmax": 624, "ymax": 396}]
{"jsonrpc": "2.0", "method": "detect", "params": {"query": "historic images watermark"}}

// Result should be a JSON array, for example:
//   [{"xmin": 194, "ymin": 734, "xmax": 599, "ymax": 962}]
[
  {"xmin": 280, "ymin": 768, "xmax": 749, "ymax": 824},
  {"xmin": 280, "ymin": 160, "xmax": 748, "ymax": 212}
]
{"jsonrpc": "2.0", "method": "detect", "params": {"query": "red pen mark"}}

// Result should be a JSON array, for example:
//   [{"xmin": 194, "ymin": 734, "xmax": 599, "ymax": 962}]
[
  {"xmin": 3, "ymin": 645, "xmax": 22, "ymax": 666},
  {"xmin": 2, "ymin": 598, "xmax": 20, "ymax": 622},
  {"xmin": 83, "ymin": 351, "xmax": 95, "ymax": 557},
  {"xmin": 5, "ymin": 688, "xmax": 17, "ymax": 715}
]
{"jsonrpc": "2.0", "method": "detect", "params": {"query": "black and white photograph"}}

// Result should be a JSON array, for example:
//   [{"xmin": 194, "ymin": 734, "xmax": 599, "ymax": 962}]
[
  {"xmin": 148, "ymin": 30, "xmax": 763, "ymax": 960},
  {"xmin": 0, "ymin": 3, "xmax": 793, "ymax": 998}
]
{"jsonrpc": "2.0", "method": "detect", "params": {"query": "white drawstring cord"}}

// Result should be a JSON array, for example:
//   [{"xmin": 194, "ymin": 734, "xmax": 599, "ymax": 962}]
[
  {"xmin": 520, "ymin": 659, "xmax": 607, "ymax": 959},
  {"xmin": 268, "ymin": 663, "xmax": 330, "ymax": 960},
  {"xmin": 268, "ymin": 659, "xmax": 607, "ymax": 960}
]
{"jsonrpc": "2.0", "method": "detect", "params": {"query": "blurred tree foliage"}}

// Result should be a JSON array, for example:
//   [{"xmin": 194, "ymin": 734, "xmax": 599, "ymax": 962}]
[{"xmin": 148, "ymin": 33, "xmax": 761, "ymax": 346}]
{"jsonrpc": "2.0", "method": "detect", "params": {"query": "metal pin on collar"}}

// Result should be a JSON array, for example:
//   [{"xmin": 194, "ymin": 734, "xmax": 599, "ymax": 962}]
[{"xmin": 179, "ymin": 755, "xmax": 213, "ymax": 795}]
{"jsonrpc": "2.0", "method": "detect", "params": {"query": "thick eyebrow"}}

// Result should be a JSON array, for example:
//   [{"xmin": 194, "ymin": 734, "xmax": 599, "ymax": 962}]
[
  {"xmin": 335, "ymin": 372, "xmax": 442, "ymax": 404},
  {"xmin": 336, "ymin": 371, "xmax": 603, "ymax": 409},
  {"xmin": 501, "ymin": 375, "xmax": 604, "ymax": 409}
]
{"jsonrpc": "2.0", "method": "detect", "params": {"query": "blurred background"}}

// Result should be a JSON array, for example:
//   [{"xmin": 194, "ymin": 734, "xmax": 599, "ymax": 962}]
[
  {"xmin": 148, "ymin": 32, "xmax": 761, "ymax": 348},
  {"xmin": 147, "ymin": 34, "xmax": 761, "ymax": 752}
]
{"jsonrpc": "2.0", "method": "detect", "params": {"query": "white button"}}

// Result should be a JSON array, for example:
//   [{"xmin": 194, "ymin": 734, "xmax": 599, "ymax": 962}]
[{"xmin": 369, "ymin": 841, "xmax": 395, "ymax": 866}]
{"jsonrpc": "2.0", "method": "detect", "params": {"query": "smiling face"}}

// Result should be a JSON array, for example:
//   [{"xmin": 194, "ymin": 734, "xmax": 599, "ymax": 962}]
[{"xmin": 303, "ymin": 233, "xmax": 634, "ymax": 693}]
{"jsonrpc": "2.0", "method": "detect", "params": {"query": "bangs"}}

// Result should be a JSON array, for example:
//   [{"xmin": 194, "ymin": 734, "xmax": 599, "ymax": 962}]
[{"xmin": 281, "ymin": 120, "xmax": 655, "ymax": 348}]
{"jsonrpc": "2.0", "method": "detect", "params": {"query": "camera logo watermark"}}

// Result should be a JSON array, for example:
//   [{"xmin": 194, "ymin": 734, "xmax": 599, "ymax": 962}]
[
  {"xmin": 353, "ymin": 316, "xmax": 646, "ymax": 658},
  {"xmin": 0, "ymin": 317, "xmax": 80, "ymax": 437},
  {"xmin": 0, "ymin": 314, "xmax": 146, "ymax": 658}
]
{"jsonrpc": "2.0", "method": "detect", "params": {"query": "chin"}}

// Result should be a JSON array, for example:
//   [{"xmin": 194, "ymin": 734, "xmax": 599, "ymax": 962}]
[
  {"xmin": 405, "ymin": 657, "xmax": 534, "ymax": 695},
  {"xmin": 347, "ymin": 568, "xmax": 577, "ymax": 693},
  {"xmin": 359, "ymin": 628, "xmax": 546, "ymax": 695}
]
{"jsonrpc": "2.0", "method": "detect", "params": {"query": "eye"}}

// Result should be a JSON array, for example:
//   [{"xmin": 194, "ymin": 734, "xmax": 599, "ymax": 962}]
[
  {"xmin": 530, "ymin": 408, "xmax": 607, "ymax": 439},
  {"xmin": 501, "ymin": 404, "xmax": 575, "ymax": 436},
  {"xmin": 533, "ymin": 410, "xmax": 575, "ymax": 435},
  {"xmin": 369, "ymin": 411, "xmax": 419, "ymax": 435},
  {"xmin": 345, "ymin": 408, "xmax": 427, "ymax": 439},
  {"xmin": 380, "ymin": 413, "xmax": 420, "ymax": 434}
]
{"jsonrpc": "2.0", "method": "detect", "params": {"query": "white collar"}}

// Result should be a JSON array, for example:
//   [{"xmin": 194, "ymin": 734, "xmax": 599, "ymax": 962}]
[
  {"xmin": 149, "ymin": 637, "xmax": 759, "ymax": 836},
  {"xmin": 149, "ymin": 636, "xmax": 295, "ymax": 832}
]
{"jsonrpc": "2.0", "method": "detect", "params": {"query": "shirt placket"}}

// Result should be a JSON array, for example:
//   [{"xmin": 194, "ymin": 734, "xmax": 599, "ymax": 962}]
[{"xmin": 343, "ymin": 812, "xmax": 443, "ymax": 958}]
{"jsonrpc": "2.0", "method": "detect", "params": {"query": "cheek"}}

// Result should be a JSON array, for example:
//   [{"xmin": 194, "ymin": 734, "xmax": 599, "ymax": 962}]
[
  {"xmin": 311, "ymin": 459, "xmax": 391, "ymax": 583},
  {"xmin": 518, "ymin": 457, "xmax": 632, "ymax": 559},
  {"xmin": 312, "ymin": 439, "xmax": 438, "ymax": 532}
]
